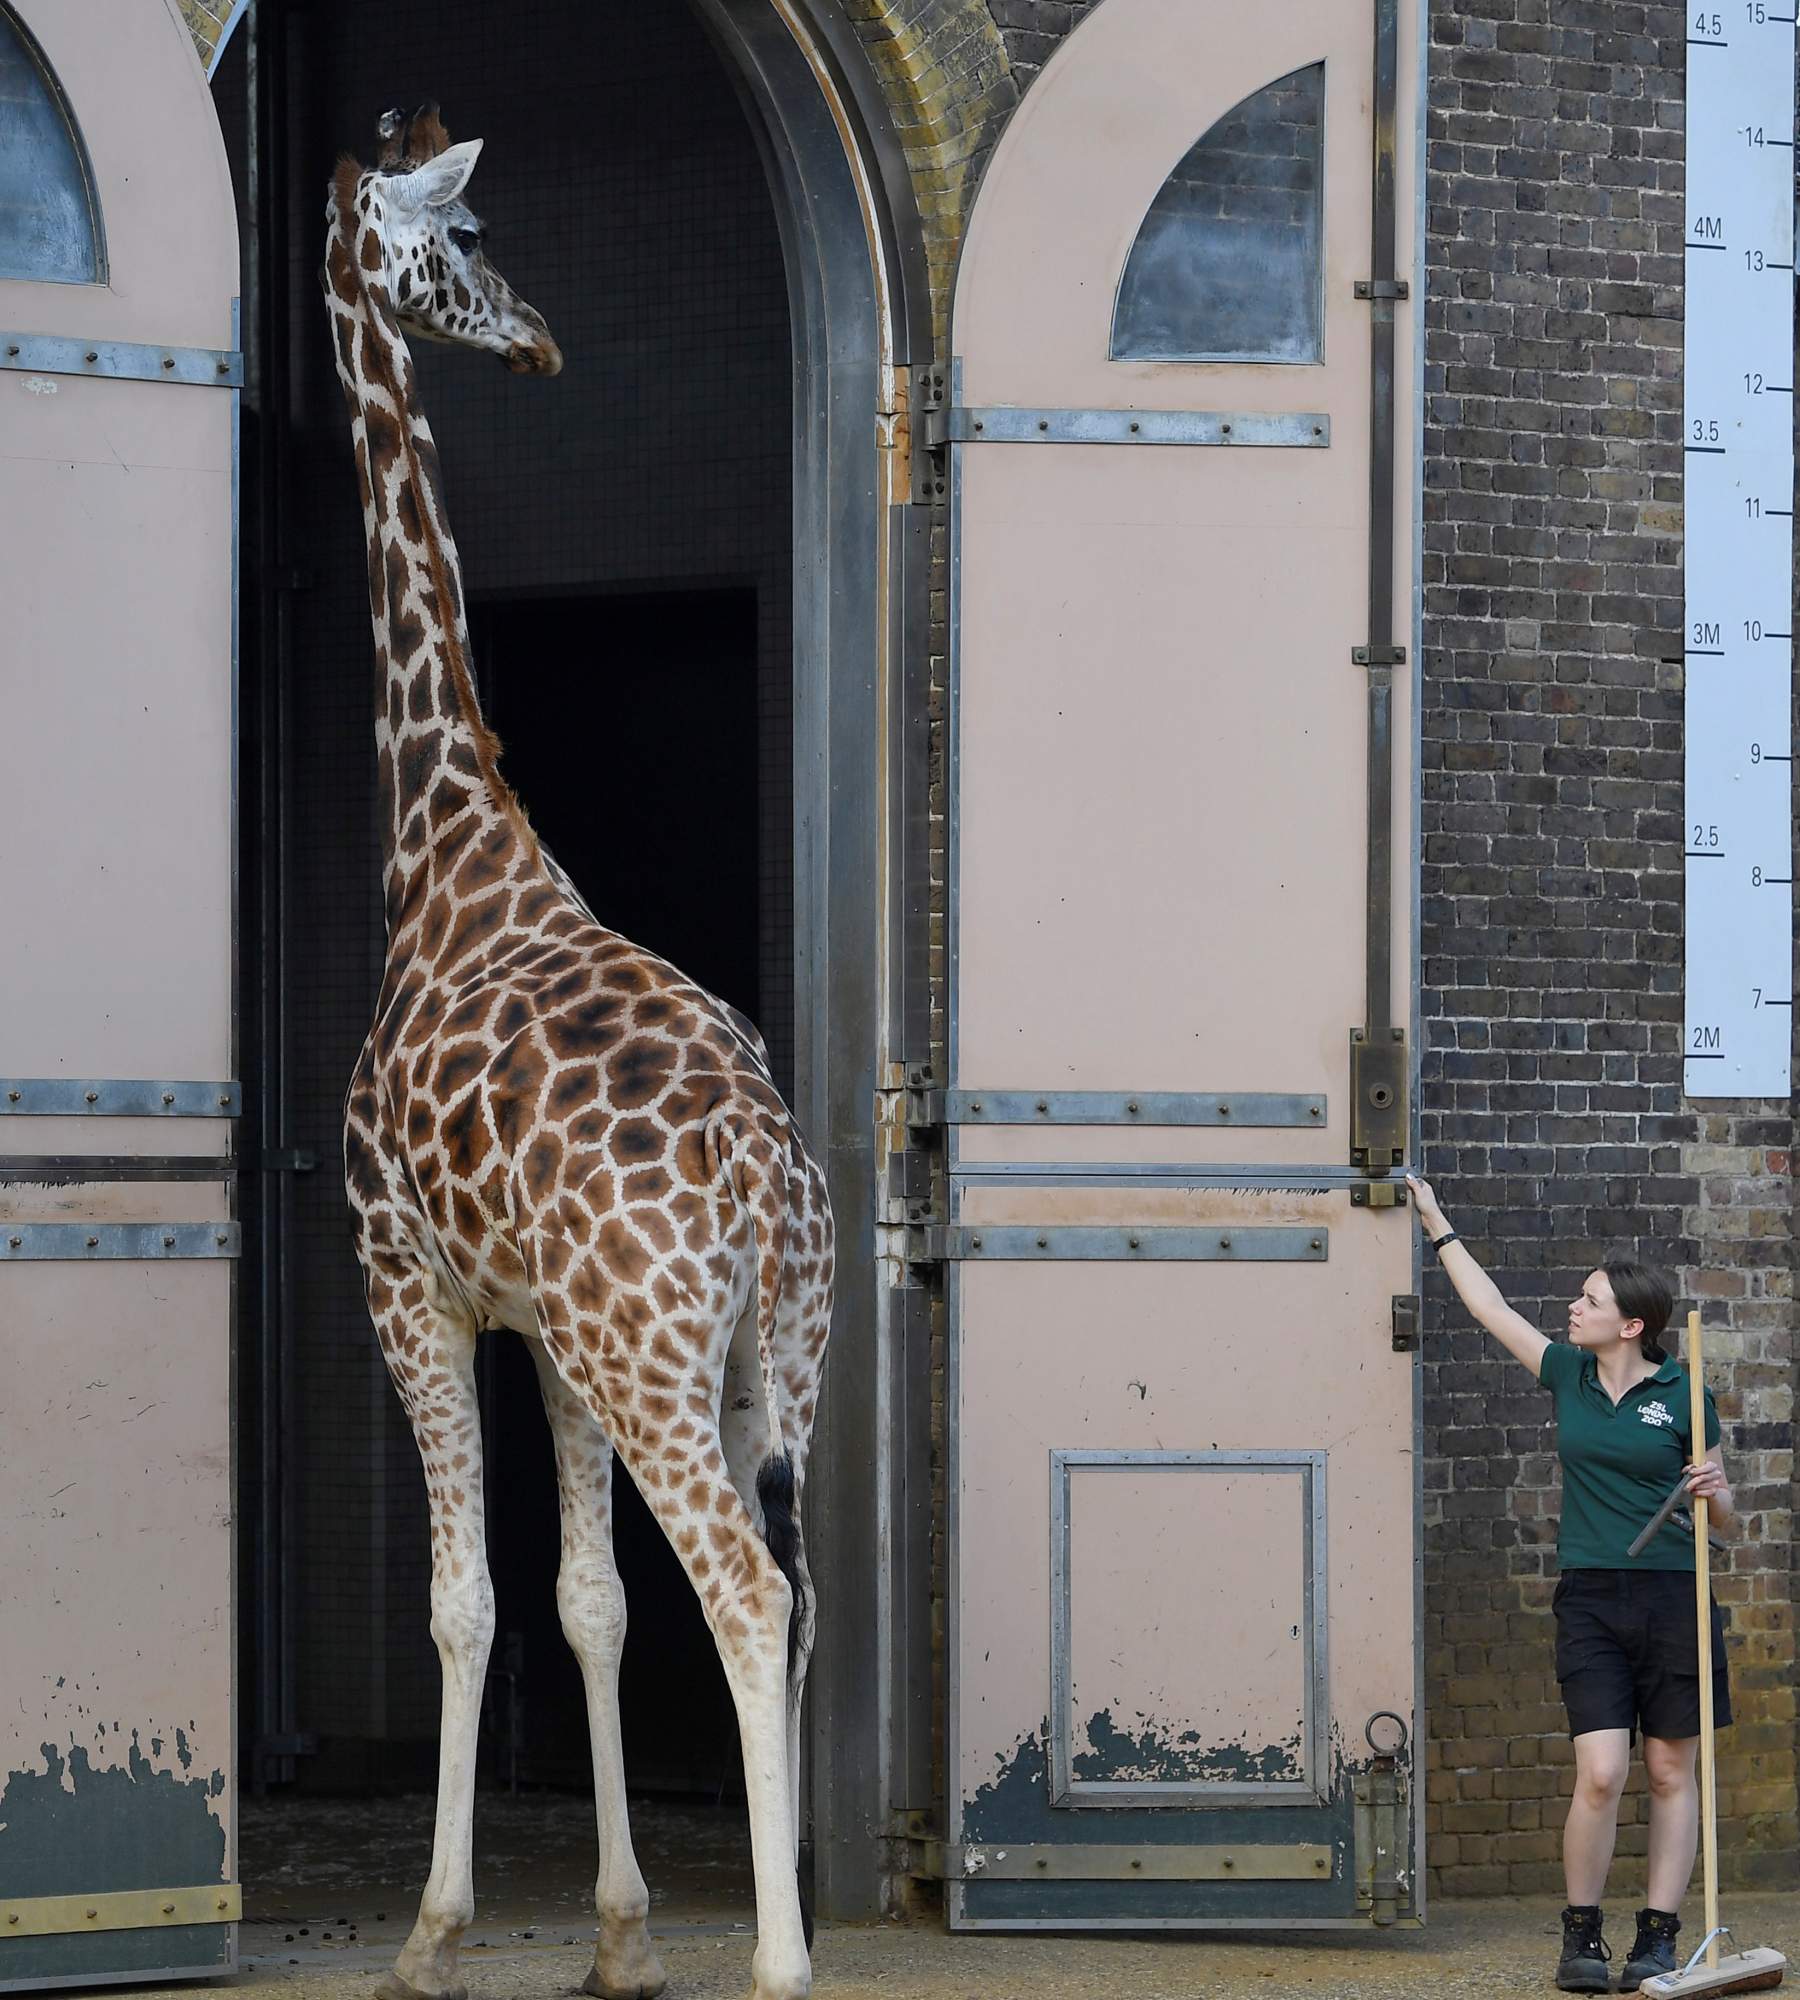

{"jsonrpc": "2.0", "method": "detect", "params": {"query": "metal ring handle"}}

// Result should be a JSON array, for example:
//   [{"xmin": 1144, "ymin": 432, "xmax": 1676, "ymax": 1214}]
[{"xmin": 1365, "ymin": 1709, "xmax": 1409, "ymax": 1757}]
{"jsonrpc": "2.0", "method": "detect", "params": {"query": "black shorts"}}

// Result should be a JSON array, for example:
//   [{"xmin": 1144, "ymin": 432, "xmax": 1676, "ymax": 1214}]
[{"xmin": 1554, "ymin": 1569, "xmax": 1732, "ymax": 1743}]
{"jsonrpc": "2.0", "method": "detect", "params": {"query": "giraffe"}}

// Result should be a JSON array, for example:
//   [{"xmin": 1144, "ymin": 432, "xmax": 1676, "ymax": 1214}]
[{"xmin": 320, "ymin": 106, "xmax": 834, "ymax": 2000}]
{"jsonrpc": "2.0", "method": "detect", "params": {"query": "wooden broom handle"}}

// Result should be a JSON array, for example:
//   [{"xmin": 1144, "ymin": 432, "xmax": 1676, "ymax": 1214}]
[{"xmin": 1688, "ymin": 1309, "xmax": 1720, "ymax": 1972}]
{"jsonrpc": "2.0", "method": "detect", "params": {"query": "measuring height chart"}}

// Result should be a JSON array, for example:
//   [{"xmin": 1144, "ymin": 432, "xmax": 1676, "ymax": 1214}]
[{"xmin": 1683, "ymin": 1, "xmax": 1796, "ymax": 1096}]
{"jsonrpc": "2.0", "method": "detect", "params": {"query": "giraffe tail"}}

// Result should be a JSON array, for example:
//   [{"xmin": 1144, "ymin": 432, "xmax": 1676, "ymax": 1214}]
[{"xmin": 723, "ymin": 1114, "xmax": 804, "ymax": 1676}]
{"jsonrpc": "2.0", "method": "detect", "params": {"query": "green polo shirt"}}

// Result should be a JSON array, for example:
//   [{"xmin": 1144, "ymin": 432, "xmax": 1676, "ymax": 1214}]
[{"xmin": 1538, "ymin": 1343, "xmax": 1721, "ymax": 1571}]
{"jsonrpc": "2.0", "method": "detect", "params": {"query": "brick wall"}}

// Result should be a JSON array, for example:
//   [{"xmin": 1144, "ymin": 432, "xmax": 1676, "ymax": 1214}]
[{"xmin": 1417, "ymin": 0, "xmax": 1796, "ymax": 1893}]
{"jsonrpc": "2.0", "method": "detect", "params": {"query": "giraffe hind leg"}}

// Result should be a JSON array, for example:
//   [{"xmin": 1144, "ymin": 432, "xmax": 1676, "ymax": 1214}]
[{"xmin": 524, "ymin": 1338, "xmax": 667, "ymax": 2000}]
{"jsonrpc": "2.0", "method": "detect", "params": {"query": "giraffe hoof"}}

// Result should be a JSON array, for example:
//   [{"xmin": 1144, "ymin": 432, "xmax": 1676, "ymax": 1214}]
[
  {"xmin": 376, "ymin": 1976, "xmax": 468, "ymax": 2000},
  {"xmin": 582, "ymin": 1962, "xmax": 666, "ymax": 2000}
]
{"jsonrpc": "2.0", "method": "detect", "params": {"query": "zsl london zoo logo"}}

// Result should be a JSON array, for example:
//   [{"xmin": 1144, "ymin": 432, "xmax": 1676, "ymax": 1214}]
[{"xmin": 1638, "ymin": 1400, "xmax": 1674, "ymax": 1429}]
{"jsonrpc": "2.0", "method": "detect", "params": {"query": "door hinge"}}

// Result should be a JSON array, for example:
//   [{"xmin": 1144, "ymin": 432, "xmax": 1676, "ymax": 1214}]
[
  {"xmin": 1354, "ymin": 278, "xmax": 1409, "ymax": 301},
  {"xmin": 912, "ymin": 363, "xmax": 948, "ymax": 503},
  {"xmin": 1349, "ymin": 1027, "xmax": 1407, "ymax": 1172},
  {"xmin": 891, "ymin": 1810, "xmax": 948, "ymax": 1881},
  {"xmin": 1391, "ymin": 1293, "xmax": 1420, "ymax": 1352},
  {"xmin": 1351, "ymin": 643, "xmax": 1406, "ymax": 666}
]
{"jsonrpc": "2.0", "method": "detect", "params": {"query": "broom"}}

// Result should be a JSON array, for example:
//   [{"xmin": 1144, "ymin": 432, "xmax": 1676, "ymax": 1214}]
[{"xmin": 1638, "ymin": 1312, "xmax": 1786, "ymax": 1998}]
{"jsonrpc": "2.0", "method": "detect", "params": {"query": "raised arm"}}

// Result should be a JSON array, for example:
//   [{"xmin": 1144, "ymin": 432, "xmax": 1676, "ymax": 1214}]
[{"xmin": 1406, "ymin": 1174, "xmax": 1550, "ymax": 1377}]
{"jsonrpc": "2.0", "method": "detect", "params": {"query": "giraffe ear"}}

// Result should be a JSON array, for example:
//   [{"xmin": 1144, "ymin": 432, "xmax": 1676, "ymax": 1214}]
[{"xmin": 387, "ymin": 138, "xmax": 483, "ymax": 217}]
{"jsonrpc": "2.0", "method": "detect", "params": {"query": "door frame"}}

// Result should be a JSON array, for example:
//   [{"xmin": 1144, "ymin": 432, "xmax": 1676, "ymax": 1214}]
[{"xmin": 686, "ymin": 0, "xmax": 933, "ymax": 1921}]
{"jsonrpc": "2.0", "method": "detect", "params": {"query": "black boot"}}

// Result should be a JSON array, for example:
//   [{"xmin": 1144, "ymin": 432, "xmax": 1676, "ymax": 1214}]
[
  {"xmin": 1620, "ymin": 1908, "xmax": 1681, "ymax": 1992},
  {"xmin": 1556, "ymin": 1905, "xmax": 1612, "ymax": 1993}
]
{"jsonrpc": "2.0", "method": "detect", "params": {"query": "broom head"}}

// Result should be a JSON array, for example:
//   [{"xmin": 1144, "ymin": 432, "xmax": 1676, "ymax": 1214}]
[{"xmin": 1639, "ymin": 1946, "xmax": 1787, "ymax": 1998}]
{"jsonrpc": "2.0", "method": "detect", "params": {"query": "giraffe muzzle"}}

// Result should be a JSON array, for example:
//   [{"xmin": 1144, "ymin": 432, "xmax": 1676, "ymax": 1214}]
[{"xmin": 506, "ymin": 333, "xmax": 563, "ymax": 377}]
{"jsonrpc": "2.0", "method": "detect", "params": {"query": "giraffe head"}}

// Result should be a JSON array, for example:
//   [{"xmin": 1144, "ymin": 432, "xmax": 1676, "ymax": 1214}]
[{"xmin": 359, "ymin": 103, "xmax": 562, "ymax": 376}]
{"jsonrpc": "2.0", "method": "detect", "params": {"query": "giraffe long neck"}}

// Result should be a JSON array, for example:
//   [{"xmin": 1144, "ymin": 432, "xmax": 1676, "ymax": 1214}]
[{"xmin": 324, "ymin": 162, "xmax": 537, "ymax": 943}]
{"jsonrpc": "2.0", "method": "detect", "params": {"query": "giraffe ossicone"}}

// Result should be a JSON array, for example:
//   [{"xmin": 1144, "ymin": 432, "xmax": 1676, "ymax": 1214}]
[{"xmin": 322, "ymin": 103, "xmax": 833, "ymax": 2000}]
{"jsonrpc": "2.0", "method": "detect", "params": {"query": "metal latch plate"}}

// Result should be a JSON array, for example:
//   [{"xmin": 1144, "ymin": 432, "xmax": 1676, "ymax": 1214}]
[{"xmin": 1349, "ymin": 1029, "xmax": 1407, "ymax": 1170}]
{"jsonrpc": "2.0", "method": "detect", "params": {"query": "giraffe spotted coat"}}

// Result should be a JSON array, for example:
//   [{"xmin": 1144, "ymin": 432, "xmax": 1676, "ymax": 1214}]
[{"xmin": 321, "ymin": 105, "xmax": 832, "ymax": 2000}]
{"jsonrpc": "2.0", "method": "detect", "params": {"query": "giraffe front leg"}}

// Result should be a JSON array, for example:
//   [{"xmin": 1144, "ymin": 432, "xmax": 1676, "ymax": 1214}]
[
  {"xmin": 362, "ymin": 1270, "xmax": 493, "ymax": 2000},
  {"xmin": 525, "ymin": 1342, "xmax": 666, "ymax": 2000}
]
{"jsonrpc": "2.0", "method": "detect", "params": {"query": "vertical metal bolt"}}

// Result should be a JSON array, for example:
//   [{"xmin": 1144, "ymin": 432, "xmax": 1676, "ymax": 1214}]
[
  {"xmin": 84, "ymin": 352, "xmax": 97, "ymax": 365},
  {"xmin": 1219, "ymin": 1236, "xmax": 1232, "ymax": 1251},
  {"xmin": 215, "ymin": 1231, "xmax": 229, "ymax": 1247},
  {"xmin": 162, "ymin": 1903, "xmax": 176, "ymax": 1915},
  {"xmin": 6, "ymin": 1090, "xmax": 18, "ymax": 1102},
  {"xmin": 161, "ymin": 356, "xmax": 175, "ymax": 371},
  {"xmin": 1036, "ymin": 1236, "xmax": 1049, "ymax": 1250},
  {"xmin": 1126, "ymin": 1100, "xmax": 1140, "ymax": 1115},
  {"xmin": 84, "ymin": 1090, "xmax": 98, "ymax": 1104},
  {"xmin": 218, "ymin": 1093, "xmax": 232, "ymax": 1108},
  {"xmin": 1218, "ymin": 1102, "xmax": 1231, "ymax": 1116},
  {"xmin": 163, "ymin": 1091, "xmax": 176, "ymax": 1105},
  {"xmin": 86, "ymin": 1236, "xmax": 99, "ymax": 1249},
  {"xmin": 164, "ymin": 1235, "xmax": 177, "ymax": 1249}
]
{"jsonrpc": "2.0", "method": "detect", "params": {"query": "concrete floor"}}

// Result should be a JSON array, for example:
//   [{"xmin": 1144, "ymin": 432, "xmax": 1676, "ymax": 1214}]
[{"xmin": 179, "ymin": 1794, "xmax": 1793, "ymax": 2000}]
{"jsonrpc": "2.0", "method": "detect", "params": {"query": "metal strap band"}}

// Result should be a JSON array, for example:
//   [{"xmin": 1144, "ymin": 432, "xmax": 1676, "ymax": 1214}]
[
  {"xmin": 0, "ymin": 1157, "xmax": 235, "ymax": 1184},
  {"xmin": 0, "ymin": 1885, "xmax": 241, "ymax": 1939},
  {"xmin": 956, "ymin": 1843, "xmax": 1331, "ymax": 1882},
  {"xmin": 0, "ymin": 1224, "xmax": 239, "ymax": 1260},
  {"xmin": 1, "ymin": 334, "xmax": 243, "ymax": 388},
  {"xmin": 925, "ymin": 1226, "xmax": 1326, "ymax": 1262},
  {"xmin": 0, "ymin": 1080, "xmax": 241, "ymax": 1117},
  {"xmin": 947, "ymin": 1090, "xmax": 1325, "ymax": 1127},
  {"xmin": 946, "ymin": 407, "xmax": 1329, "ymax": 447}
]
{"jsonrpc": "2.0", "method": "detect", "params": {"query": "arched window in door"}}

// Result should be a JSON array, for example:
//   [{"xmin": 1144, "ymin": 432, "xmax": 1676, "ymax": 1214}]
[
  {"xmin": 1112, "ymin": 62, "xmax": 1323, "ymax": 365},
  {"xmin": 0, "ymin": 3, "xmax": 106, "ymax": 283}
]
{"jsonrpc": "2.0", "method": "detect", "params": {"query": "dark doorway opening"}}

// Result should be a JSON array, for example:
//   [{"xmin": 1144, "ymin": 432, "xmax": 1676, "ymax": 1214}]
[
  {"xmin": 469, "ymin": 585, "xmax": 760, "ymax": 1797},
  {"xmin": 473, "ymin": 588, "xmax": 762, "ymax": 1027}
]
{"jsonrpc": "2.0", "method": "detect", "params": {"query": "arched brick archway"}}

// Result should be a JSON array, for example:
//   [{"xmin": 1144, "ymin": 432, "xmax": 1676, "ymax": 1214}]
[{"xmin": 832, "ymin": 0, "xmax": 1017, "ymax": 326}]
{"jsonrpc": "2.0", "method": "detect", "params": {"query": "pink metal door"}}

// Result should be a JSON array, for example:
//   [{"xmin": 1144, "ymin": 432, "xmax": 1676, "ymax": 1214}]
[
  {"xmin": 0, "ymin": 2, "xmax": 240, "ymax": 1985},
  {"xmin": 945, "ymin": 0, "xmax": 1422, "ymax": 1927}
]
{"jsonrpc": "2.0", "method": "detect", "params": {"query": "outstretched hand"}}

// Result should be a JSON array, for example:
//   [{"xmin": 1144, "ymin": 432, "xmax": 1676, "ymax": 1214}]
[{"xmin": 1405, "ymin": 1173, "xmax": 1446, "ymax": 1233}]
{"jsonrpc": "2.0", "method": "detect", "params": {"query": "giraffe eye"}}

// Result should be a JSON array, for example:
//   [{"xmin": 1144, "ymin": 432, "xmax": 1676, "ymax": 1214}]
[{"xmin": 449, "ymin": 226, "xmax": 481, "ymax": 254}]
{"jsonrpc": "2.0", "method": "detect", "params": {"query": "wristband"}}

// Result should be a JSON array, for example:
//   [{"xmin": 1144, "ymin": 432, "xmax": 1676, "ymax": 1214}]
[{"xmin": 1429, "ymin": 1230, "xmax": 1459, "ymax": 1253}]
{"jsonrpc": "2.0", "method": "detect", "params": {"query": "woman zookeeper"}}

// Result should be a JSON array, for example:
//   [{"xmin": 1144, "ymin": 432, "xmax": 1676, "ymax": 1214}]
[{"xmin": 1405, "ymin": 1176, "xmax": 1733, "ymax": 1994}]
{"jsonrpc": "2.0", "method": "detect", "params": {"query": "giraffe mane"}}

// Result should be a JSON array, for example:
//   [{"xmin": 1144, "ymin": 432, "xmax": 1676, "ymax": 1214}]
[{"xmin": 328, "ymin": 159, "xmax": 542, "ymax": 871}]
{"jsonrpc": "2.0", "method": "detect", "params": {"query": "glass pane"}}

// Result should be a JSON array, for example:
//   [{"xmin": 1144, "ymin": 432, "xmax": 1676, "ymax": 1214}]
[
  {"xmin": 0, "ymin": 5, "xmax": 103, "ymax": 284},
  {"xmin": 1112, "ymin": 63, "xmax": 1323, "ymax": 365}
]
